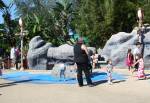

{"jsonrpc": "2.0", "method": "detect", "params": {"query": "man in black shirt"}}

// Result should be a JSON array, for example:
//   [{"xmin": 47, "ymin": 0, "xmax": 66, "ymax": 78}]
[{"xmin": 74, "ymin": 38, "xmax": 93, "ymax": 87}]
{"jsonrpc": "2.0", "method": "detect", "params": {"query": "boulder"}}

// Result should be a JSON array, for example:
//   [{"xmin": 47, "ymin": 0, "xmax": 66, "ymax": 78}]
[
  {"xmin": 47, "ymin": 44, "xmax": 74, "ymax": 67},
  {"xmin": 27, "ymin": 36, "xmax": 52, "ymax": 70},
  {"xmin": 101, "ymin": 27, "xmax": 150, "ymax": 68},
  {"xmin": 97, "ymin": 48, "xmax": 102, "ymax": 55},
  {"xmin": 27, "ymin": 36, "xmax": 100, "ymax": 70},
  {"xmin": 51, "ymin": 64, "xmax": 76, "ymax": 78}
]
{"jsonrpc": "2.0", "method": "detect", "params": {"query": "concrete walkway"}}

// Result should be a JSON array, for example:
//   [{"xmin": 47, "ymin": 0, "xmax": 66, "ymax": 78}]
[{"xmin": 0, "ymin": 69, "xmax": 150, "ymax": 103}]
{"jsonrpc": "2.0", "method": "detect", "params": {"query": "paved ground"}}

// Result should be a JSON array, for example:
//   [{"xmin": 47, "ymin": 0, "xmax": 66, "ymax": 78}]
[{"xmin": 0, "ymin": 69, "xmax": 150, "ymax": 103}]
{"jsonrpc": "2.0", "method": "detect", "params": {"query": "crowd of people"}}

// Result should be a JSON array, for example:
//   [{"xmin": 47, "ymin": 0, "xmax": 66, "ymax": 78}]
[{"xmin": 10, "ymin": 45, "xmax": 28, "ymax": 70}]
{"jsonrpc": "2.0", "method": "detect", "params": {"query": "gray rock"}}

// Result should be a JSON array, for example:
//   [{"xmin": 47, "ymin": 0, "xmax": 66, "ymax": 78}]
[
  {"xmin": 87, "ymin": 47, "xmax": 96, "ymax": 56},
  {"xmin": 27, "ymin": 36, "xmax": 51, "ymax": 70},
  {"xmin": 97, "ymin": 48, "xmax": 102, "ymax": 55},
  {"xmin": 47, "ymin": 44, "xmax": 74, "ymax": 67},
  {"xmin": 27, "ymin": 36, "xmax": 100, "ymax": 70},
  {"xmin": 51, "ymin": 64, "xmax": 76, "ymax": 78},
  {"xmin": 101, "ymin": 27, "xmax": 150, "ymax": 68},
  {"xmin": 51, "ymin": 64, "xmax": 65, "ymax": 78},
  {"xmin": 65, "ymin": 65, "xmax": 77, "ymax": 78}
]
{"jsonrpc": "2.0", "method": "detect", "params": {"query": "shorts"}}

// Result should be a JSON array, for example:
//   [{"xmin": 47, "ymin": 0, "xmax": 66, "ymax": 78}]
[
  {"xmin": 134, "ymin": 59, "xmax": 139, "ymax": 70},
  {"xmin": 11, "ymin": 58, "xmax": 16, "ymax": 64},
  {"xmin": 107, "ymin": 72, "xmax": 112, "ymax": 78}
]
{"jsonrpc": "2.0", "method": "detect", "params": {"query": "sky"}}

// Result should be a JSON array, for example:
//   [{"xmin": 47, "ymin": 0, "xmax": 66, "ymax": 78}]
[{"xmin": 0, "ymin": 0, "xmax": 17, "ymax": 24}]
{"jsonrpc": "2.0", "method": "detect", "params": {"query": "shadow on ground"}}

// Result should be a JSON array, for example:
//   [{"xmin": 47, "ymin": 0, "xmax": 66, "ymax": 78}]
[{"xmin": 0, "ymin": 79, "xmax": 40, "ymax": 88}]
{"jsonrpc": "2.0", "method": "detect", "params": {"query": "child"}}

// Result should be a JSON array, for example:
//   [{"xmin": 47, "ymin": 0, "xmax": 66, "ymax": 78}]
[
  {"xmin": 126, "ymin": 48, "xmax": 134, "ymax": 71},
  {"xmin": 106, "ymin": 59, "xmax": 113, "ymax": 84},
  {"xmin": 59, "ymin": 63, "xmax": 66, "ymax": 79},
  {"xmin": 133, "ymin": 54, "xmax": 146, "ymax": 79},
  {"xmin": 91, "ymin": 53, "xmax": 98, "ymax": 69}
]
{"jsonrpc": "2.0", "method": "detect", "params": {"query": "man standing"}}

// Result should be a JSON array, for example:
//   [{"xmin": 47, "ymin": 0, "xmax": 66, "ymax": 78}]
[{"xmin": 74, "ymin": 37, "xmax": 93, "ymax": 87}]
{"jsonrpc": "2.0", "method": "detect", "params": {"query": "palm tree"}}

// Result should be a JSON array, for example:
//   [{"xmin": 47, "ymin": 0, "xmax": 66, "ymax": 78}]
[
  {"xmin": 14, "ymin": 0, "xmax": 76, "ymax": 45},
  {"xmin": 53, "ymin": 0, "xmax": 74, "ymax": 38},
  {"xmin": 0, "ymin": 0, "xmax": 5, "ymax": 8},
  {"xmin": 0, "ymin": 0, "xmax": 14, "ymax": 44}
]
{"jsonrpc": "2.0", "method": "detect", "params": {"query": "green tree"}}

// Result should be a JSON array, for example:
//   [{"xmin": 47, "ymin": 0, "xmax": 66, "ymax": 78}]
[
  {"xmin": 0, "ymin": 0, "xmax": 14, "ymax": 43},
  {"xmin": 72, "ymin": 0, "xmax": 147, "ymax": 47},
  {"xmin": 0, "ymin": 0, "xmax": 18, "ymax": 54},
  {"xmin": 52, "ymin": 0, "xmax": 75, "ymax": 41},
  {"xmin": 139, "ymin": 0, "xmax": 150, "ymax": 23},
  {"xmin": 0, "ymin": 0, "xmax": 5, "ymax": 8},
  {"xmin": 72, "ymin": 0, "xmax": 114, "ymax": 47},
  {"xmin": 112, "ymin": 0, "xmax": 137, "ymax": 32},
  {"xmin": 14, "ymin": 0, "xmax": 76, "ymax": 46},
  {"xmin": 13, "ymin": 0, "xmax": 150, "ymax": 48}
]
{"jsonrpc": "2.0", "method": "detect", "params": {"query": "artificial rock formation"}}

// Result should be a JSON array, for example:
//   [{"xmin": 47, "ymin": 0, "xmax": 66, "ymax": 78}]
[
  {"xmin": 27, "ymin": 27, "xmax": 150, "ymax": 69},
  {"xmin": 47, "ymin": 44, "xmax": 74, "ymax": 65},
  {"xmin": 27, "ymin": 36, "xmax": 96, "ymax": 70},
  {"xmin": 101, "ymin": 27, "xmax": 150, "ymax": 68},
  {"xmin": 27, "ymin": 36, "xmax": 74, "ymax": 70},
  {"xmin": 51, "ymin": 64, "xmax": 76, "ymax": 78},
  {"xmin": 27, "ymin": 36, "xmax": 51, "ymax": 70}
]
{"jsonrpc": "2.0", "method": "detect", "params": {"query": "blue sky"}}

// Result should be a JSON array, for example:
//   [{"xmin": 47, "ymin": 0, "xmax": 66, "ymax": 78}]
[{"xmin": 0, "ymin": 0, "xmax": 17, "ymax": 24}]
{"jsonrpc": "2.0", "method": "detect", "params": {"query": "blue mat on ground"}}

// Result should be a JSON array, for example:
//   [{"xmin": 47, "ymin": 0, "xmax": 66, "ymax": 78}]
[{"xmin": 2, "ymin": 71, "xmax": 126, "ymax": 84}]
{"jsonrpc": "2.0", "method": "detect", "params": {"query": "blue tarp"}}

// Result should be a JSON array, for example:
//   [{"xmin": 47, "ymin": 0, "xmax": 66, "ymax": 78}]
[{"xmin": 2, "ymin": 71, "xmax": 126, "ymax": 84}]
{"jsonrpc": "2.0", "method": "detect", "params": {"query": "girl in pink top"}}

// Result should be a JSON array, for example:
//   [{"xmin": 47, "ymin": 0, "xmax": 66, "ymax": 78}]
[
  {"xmin": 126, "ymin": 48, "xmax": 134, "ymax": 71},
  {"xmin": 133, "ymin": 54, "xmax": 146, "ymax": 79}
]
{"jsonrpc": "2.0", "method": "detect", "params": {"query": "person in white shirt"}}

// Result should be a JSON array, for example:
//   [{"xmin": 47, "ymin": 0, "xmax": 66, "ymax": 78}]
[
  {"xmin": 133, "ymin": 42, "xmax": 142, "ymax": 72},
  {"xmin": 91, "ymin": 53, "xmax": 98, "ymax": 69},
  {"xmin": 10, "ymin": 45, "xmax": 16, "ymax": 70}
]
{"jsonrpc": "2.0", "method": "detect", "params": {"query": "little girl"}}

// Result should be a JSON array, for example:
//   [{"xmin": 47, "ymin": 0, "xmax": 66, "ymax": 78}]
[
  {"xmin": 106, "ymin": 59, "xmax": 113, "ymax": 84},
  {"xmin": 133, "ymin": 54, "xmax": 146, "ymax": 79},
  {"xmin": 126, "ymin": 48, "xmax": 134, "ymax": 71}
]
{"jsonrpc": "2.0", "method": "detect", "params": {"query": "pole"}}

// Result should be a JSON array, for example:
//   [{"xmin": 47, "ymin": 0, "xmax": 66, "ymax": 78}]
[
  {"xmin": 20, "ymin": 32, "xmax": 24, "ymax": 70},
  {"xmin": 19, "ymin": 17, "xmax": 24, "ymax": 70},
  {"xmin": 19, "ymin": 17, "xmax": 28, "ymax": 70}
]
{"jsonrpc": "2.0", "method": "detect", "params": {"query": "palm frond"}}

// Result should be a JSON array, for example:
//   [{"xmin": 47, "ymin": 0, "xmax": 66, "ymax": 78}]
[{"xmin": 0, "ymin": 0, "xmax": 6, "ymax": 9}]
